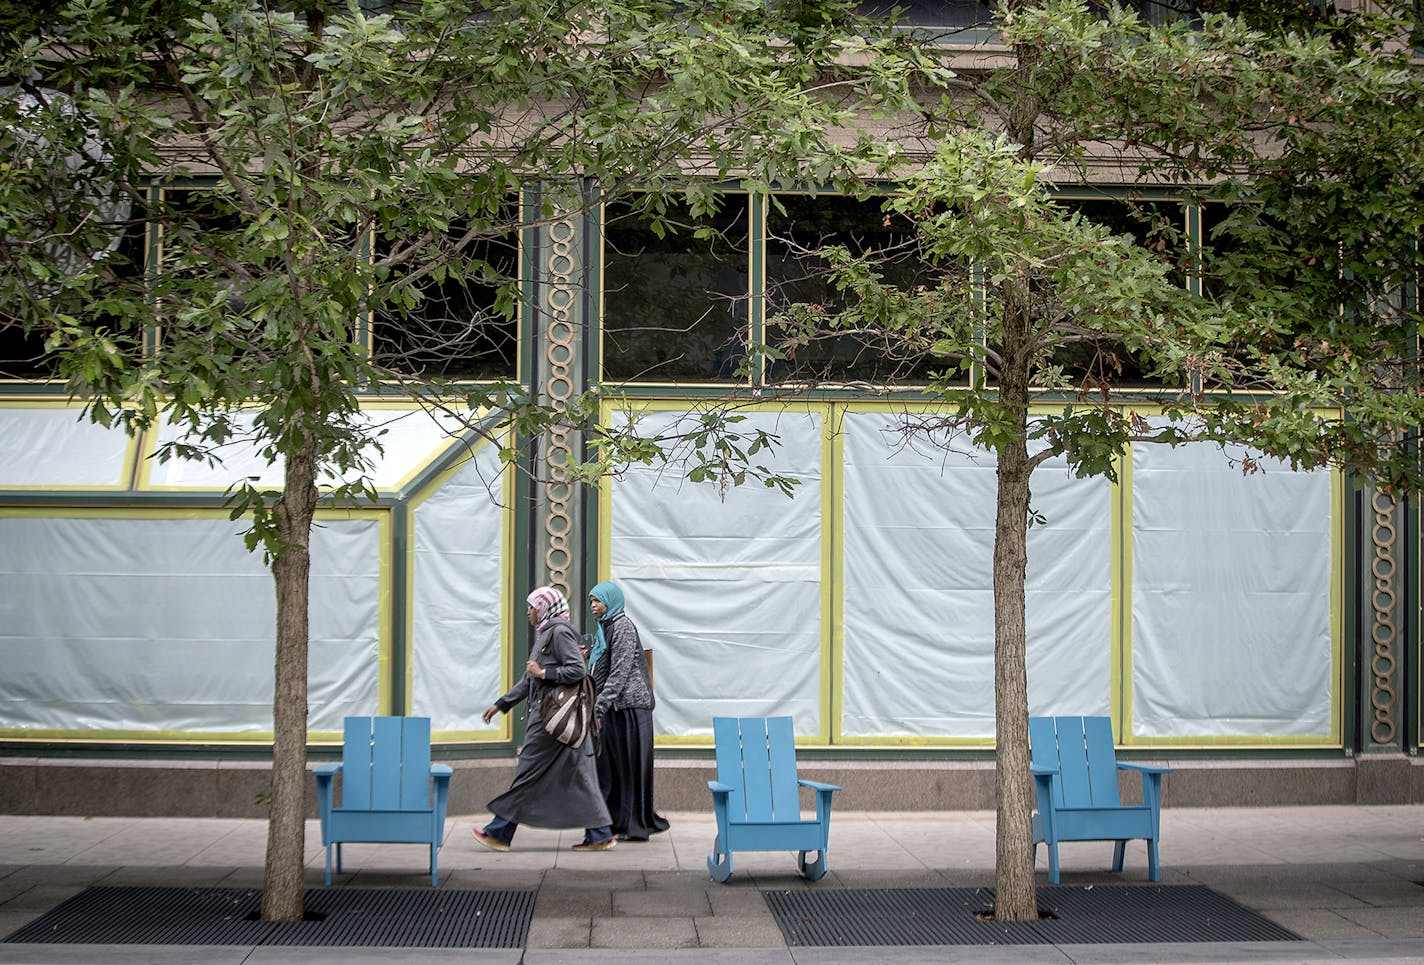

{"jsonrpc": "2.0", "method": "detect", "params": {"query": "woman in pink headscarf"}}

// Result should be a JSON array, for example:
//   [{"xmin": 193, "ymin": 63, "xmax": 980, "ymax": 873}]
[{"xmin": 473, "ymin": 586, "xmax": 614, "ymax": 852}]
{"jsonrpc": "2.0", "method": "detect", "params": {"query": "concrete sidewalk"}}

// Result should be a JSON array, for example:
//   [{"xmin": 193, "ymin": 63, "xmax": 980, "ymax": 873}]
[{"xmin": 1, "ymin": 805, "xmax": 1423, "ymax": 963}]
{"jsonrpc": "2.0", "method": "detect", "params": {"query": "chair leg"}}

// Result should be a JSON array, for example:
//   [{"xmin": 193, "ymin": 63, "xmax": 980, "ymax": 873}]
[
  {"xmin": 324, "ymin": 844, "xmax": 333, "ymax": 887},
  {"xmin": 798, "ymin": 850, "xmax": 827, "ymax": 882},
  {"xmin": 335, "ymin": 842, "xmax": 343, "ymax": 875},
  {"xmin": 706, "ymin": 834, "xmax": 733, "ymax": 883},
  {"xmin": 430, "ymin": 843, "xmax": 439, "ymax": 887},
  {"xmin": 1146, "ymin": 838, "xmax": 1161, "ymax": 882},
  {"xmin": 1047, "ymin": 843, "xmax": 1060, "ymax": 884},
  {"xmin": 1112, "ymin": 839, "xmax": 1127, "ymax": 873}
]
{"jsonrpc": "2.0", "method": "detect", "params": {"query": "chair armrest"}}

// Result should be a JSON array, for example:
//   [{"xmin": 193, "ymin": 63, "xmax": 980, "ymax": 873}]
[
  {"xmin": 706, "ymin": 781, "xmax": 734, "ymax": 842},
  {"xmin": 800, "ymin": 779, "xmax": 838, "ymax": 831},
  {"xmin": 429, "ymin": 764, "xmax": 453, "ymax": 842},
  {"xmin": 430, "ymin": 764, "xmax": 453, "ymax": 805},
  {"xmin": 1028, "ymin": 765, "xmax": 1058, "ymax": 821},
  {"xmin": 313, "ymin": 762, "xmax": 341, "ymax": 798},
  {"xmin": 1119, "ymin": 762, "xmax": 1167, "ymax": 814},
  {"xmin": 1030, "ymin": 765, "xmax": 1059, "ymax": 793},
  {"xmin": 1118, "ymin": 762, "xmax": 1169, "ymax": 774},
  {"xmin": 313, "ymin": 763, "xmax": 341, "ymax": 836}
]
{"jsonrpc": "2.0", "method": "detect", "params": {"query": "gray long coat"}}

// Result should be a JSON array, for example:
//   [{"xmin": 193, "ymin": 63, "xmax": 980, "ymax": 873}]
[{"xmin": 487, "ymin": 616, "xmax": 611, "ymax": 829}]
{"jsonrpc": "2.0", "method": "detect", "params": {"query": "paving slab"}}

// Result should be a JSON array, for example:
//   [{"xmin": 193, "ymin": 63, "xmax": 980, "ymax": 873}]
[
  {"xmin": 590, "ymin": 914, "xmax": 699, "ymax": 948},
  {"xmin": 534, "ymin": 886, "xmax": 613, "ymax": 917},
  {"xmin": 526, "ymin": 916, "xmax": 593, "ymax": 948},
  {"xmin": 1259, "ymin": 908, "xmax": 1385, "ymax": 941},
  {"xmin": 612, "ymin": 887, "xmax": 711, "ymax": 916},
  {"xmin": 692, "ymin": 914, "xmax": 788, "ymax": 947}
]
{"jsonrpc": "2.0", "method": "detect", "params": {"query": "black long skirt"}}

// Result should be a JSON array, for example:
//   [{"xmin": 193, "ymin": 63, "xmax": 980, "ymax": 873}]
[{"xmin": 596, "ymin": 706, "xmax": 670, "ymax": 840}]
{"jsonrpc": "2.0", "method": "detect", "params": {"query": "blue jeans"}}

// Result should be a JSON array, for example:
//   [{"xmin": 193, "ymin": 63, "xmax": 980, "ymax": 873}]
[{"xmin": 483, "ymin": 815, "xmax": 611, "ymax": 845}]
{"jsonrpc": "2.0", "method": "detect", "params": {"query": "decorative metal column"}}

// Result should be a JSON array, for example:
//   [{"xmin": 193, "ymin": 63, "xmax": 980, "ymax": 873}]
[
  {"xmin": 1360, "ymin": 487, "xmax": 1405, "ymax": 753},
  {"xmin": 529, "ymin": 187, "xmax": 588, "ymax": 608}
]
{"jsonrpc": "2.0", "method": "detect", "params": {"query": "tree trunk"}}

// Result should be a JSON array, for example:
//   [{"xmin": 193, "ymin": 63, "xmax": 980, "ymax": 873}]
[
  {"xmin": 991, "ymin": 285, "xmax": 1038, "ymax": 922},
  {"xmin": 260, "ymin": 438, "xmax": 319, "ymax": 921},
  {"xmin": 991, "ymin": 435, "xmax": 1036, "ymax": 920}
]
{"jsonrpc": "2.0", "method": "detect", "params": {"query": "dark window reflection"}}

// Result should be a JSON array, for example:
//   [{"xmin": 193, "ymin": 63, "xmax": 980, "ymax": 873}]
[
  {"xmin": 1067, "ymin": 197, "xmax": 1186, "ymax": 288},
  {"xmin": 765, "ymin": 193, "xmax": 953, "ymax": 385},
  {"xmin": 856, "ymin": 1, "xmax": 1195, "ymax": 30},
  {"xmin": 1200, "ymin": 200, "xmax": 1314, "ymax": 366},
  {"xmin": 157, "ymin": 186, "xmax": 249, "ymax": 359},
  {"xmin": 372, "ymin": 214, "xmax": 519, "ymax": 382},
  {"xmin": 160, "ymin": 187, "xmax": 242, "ymax": 274},
  {"xmin": 0, "ymin": 326, "xmax": 56, "ymax": 380},
  {"xmin": 1, "ymin": 195, "xmax": 146, "ymax": 381},
  {"xmin": 601, "ymin": 195, "xmax": 749, "ymax": 384},
  {"xmin": 1046, "ymin": 197, "xmax": 1186, "ymax": 392},
  {"xmin": 856, "ymin": 1, "xmax": 992, "ymax": 28},
  {"xmin": 1112, "ymin": 0, "xmax": 1197, "ymax": 22},
  {"xmin": 1200, "ymin": 201, "xmax": 1248, "ymax": 301}
]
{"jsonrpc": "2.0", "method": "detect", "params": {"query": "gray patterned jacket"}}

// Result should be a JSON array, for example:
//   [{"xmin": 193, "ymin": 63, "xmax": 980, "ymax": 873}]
[{"xmin": 593, "ymin": 612, "xmax": 654, "ymax": 718}]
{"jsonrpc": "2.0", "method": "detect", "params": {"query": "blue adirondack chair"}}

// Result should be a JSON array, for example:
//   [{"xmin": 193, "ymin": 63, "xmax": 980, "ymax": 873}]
[
  {"xmin": 1029, "ymin": 715, "xmax": 1168, "ymax": 883},
  {"xmin": 706, "ymin": 715, "xmax": 840, "ymax": 882},
  {"xmin": 313, "ymin": 716, "xmax": 452, "ymax": 887}
]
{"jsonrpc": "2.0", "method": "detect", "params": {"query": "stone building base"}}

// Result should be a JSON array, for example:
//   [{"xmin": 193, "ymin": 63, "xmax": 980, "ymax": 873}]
[{"xmin": 1, "ymin": 755, "xmax": 1420, "ymax": 819}]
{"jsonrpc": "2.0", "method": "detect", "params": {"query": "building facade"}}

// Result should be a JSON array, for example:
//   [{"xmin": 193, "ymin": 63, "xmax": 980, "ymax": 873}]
[
  {"xmin": 1, "ymin": 0, "xmax": 1420, "ymax": 815},
  {"xmin": 1, "ymin": 180, "xmax": 1419, "ymax": 816}
]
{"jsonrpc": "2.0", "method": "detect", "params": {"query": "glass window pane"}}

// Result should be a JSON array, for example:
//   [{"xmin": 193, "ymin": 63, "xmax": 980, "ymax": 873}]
[
  {"xmin": 2, "ymin": 195, "xmax": 146, "ymax": 381},
  {"xmin": 155, "ymin": 186, "xmax": 262, "ymax": 362},
  {"xmin": 0, "ymin": 327, "xmax": 54, "ymax": 380},
  {"xmin": 601, "ymin": 195, "xmax": 750, "ymax": 384},
  {"xmin": 765, "ymin": 193, "xmax": 954, "ymax": 385},
  {"xmin": 1118, "ymin": 0, "xmax": 1197, "ymax": 25},
  {"xmin": 857, "ymin": 1, "xmax": 992, "ymax": 27},
  {"xmin": 1047, "ymin": 196, "xmax": 1187, "ymax": 391},
  {"xmin": 372, "ymin": 213, "xmax": 519, "ymax": 382},
  {"xmin": 160, "ymin": 186, "xmax": 243, "ymax": 270},
  {"xmin": 1200, "ymin": 200, "xmax": 1249, "ymax": 301}
]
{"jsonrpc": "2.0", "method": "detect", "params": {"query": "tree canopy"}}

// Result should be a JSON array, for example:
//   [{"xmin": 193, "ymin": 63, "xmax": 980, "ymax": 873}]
[
  {"xmin": 0, "ymin": 0, "xmax": 943, "ymax": 919},
  {"xmin": 767, "ymin": 0, "xmax": 1424, "ymax": 919}
]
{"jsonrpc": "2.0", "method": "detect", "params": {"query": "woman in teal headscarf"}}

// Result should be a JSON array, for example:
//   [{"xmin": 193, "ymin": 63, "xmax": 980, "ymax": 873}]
[{"xmin": 588, "ymin": 580, "xmax": 669, "ymax": 841}]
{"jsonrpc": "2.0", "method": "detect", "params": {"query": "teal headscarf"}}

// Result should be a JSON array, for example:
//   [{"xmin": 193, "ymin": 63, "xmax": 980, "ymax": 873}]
[{"xmin": 587, "ymin": 581, "xmax": 625, "ymax": 670}]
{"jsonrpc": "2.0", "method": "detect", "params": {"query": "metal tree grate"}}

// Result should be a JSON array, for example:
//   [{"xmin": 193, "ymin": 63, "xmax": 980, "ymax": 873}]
[
  {"xmin": 765, "ymin": 885, "xmax": 1303, "ymax": 947},
  {"xmin": 3, "ymin": 886, "xmax": 536, "ymax": 948}
]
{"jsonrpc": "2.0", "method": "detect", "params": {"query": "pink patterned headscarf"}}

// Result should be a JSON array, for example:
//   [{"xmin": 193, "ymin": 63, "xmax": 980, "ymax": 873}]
[{"xmin": 526, "ymin": 586, "xmax": 570, "ymax": 628}]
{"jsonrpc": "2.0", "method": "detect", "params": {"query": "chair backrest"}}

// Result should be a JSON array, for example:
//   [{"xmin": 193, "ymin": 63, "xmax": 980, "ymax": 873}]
[
  {"xmin": 1028, "ymin": 715, "xmax": 1122, "ymax": 810},
  {"xmin": 340, "ymin": 716, "xmax": 432, "ymax": 811},
  {"xmin": 712, "ymin": 716, "xmax": 802, "ymax": 823}
]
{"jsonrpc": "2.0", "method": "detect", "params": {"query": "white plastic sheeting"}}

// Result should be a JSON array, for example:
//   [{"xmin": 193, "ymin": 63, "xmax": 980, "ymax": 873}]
[
  {"xmin": 0, "ymin": 407, "xmax": 133, "ymax": 488},
  {"xmin": 409, "ymin": 442, "xmax": 507, "ymax": 734},
  {"xmin": 840, "ymin": 411, "xmax": 1112, "ymax": 738},
  {"xmin": 1130, "ymin": 440, "xmax": 1334, "ymax": 738},
  {"xmin": 143, "ymin": 407, "xmax": 474, "ymax": 491},
  {"xmin": 0, "ymin": 513, "xmax": 381, "ymax": 736},
  {"xmin": 607, "ymin": 407, "xmax": 825, "ymax": 737}
]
